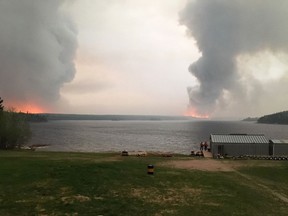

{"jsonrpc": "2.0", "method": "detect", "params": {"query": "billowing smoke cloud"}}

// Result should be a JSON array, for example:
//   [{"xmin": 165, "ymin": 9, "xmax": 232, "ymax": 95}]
[
  {"xmin": 0, "ymin": 0, "xmax": 77, "ymax": 111},
  {"xmin": 180, "ymin": 0, "xmax": 288, "ymax": 117}
]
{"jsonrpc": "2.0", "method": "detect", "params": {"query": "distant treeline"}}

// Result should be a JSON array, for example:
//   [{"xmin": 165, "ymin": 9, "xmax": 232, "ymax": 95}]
[
  {"xmin": 242, "ymin": 117, "xmax": 259, "ymax": 121},
  {"xmin": 257, "ymin": 111, "xmax": 288, "ymax": 124},
  {"xmin": 44, "ymin": 114, "xmax": 195, "ymax": 121},
  {"xmin": 20, "ymin": 113, "xmax": 48, "ymax": 122}
]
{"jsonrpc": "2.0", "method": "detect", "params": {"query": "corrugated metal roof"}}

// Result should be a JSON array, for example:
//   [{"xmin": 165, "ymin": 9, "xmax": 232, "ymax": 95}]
[
  {"xmin": 270, "ymin": 139, "xmax": 288, "ymax": 144},
  {"xmin": 211, "ymin": 134, "xmax": 269, "ymax": 144}
]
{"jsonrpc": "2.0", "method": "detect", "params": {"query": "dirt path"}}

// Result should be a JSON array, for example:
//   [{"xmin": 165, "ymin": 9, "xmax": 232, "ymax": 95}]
[
  {"xmin": 234, "ymin": 171, "xmax": 288, "ymax": 204},
  {"xmin": 162, "ymin": 158, "xmax": 237, "ymax": 172},
  {"xmin": 161, "ymin": 158, "xmax": 288, "ymax": 204}
]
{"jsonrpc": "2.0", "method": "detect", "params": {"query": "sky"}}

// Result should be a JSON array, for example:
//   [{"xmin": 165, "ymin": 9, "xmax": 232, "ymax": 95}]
[
  {"xmin": 61, "ymin": 0, "xmax": 199, "ymax": 116},
  {"xmin": 1, "ymin": 0, "xmax": 288, "ymax": 119}
]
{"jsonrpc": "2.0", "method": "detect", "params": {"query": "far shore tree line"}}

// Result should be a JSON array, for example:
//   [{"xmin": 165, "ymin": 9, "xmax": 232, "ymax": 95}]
[
  {"xmin": 0, "ymin": 97, "xmax": 47, "ymax": 150},
  {"xmin": 257, "ymin": 111, "xmax": 288, "ymax": 124}
]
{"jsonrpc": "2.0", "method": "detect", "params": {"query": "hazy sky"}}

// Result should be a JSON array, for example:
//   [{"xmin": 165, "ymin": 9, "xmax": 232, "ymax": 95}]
[
  {"xmin": 60, "ymin": 0, "xmax": 199, "ymax": 116},
  {"xmin": 1, "ymin": 0, "xmax": 288, "ymax": 118}
]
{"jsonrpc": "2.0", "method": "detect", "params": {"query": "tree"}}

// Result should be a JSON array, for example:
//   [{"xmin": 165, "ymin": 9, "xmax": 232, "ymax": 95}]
[
  {"xmin": 0, "ymin": 97, "xmax": 3, "ymax": 111},
  {"xmin": 0, "ymin": 108, "xmax": 31, "ymax": 150}
]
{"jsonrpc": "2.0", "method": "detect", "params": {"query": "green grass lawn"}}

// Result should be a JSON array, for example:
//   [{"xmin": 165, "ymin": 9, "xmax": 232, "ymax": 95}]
[{"xmin": 0, "ymin": 151, "xmax": 288, "ymax": 216}]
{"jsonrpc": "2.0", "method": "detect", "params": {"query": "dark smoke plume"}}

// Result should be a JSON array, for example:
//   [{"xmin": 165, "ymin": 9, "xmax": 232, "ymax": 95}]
[
  {"xmin": 0, "ymin": 0, "xmax": 77, "ymax": 110},
  {"xmin": 180, "ymin": 0, "xmax": 288, "ymax": 117}
]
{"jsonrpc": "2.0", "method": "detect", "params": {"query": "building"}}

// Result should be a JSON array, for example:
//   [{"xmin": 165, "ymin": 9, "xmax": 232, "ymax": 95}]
[
  {"xmin": 210, "ymin": 134, "xmax": 269, "ymax": 157},
  {"xmin": 269, "ymin": 139, "xmax": 288, "ymax": 156}
]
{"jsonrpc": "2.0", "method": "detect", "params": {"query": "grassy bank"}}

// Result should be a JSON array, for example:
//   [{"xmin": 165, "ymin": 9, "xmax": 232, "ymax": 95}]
[{"xmin": 0, "ymin": 151, "xmax": 288, "ymax": 216}]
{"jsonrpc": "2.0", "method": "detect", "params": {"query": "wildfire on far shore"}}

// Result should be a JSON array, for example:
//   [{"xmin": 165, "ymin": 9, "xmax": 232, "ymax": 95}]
[
  {"xmin": 5, "ymin": 101, "xmax": 46, "ymax": 114},
  {"xmin": 184, "ymin": 108, "xmax": 210, "ymax": 119}
]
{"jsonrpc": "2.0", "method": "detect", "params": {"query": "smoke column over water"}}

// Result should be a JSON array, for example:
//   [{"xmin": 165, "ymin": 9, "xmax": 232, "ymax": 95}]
[
  {"xmin": 180, "ymin": 0, "xmax": 288, "ymax": 117},
  {"xmin": 0, "ymin": 0, "xmax": 77, "ymax": 111}
]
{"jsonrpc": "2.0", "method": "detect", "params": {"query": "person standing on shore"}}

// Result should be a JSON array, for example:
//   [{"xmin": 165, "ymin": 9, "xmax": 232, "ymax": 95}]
[
  {"xmin": 204, "ymin": 142, "xmax": 208, "ymax": 151},
  {"xmin": 200, "ymin": 142, "xmax": 204, "ymax": 151}
]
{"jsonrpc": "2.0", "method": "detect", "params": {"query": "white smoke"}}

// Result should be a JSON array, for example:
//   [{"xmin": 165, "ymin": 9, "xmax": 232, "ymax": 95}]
[
  {"xmin": 180, "ymin": 0, "xmax": 288, "ymax": 117},
  {"xmin": 0, "ymin": 0, "xmax": 77, "ymax": 110}
]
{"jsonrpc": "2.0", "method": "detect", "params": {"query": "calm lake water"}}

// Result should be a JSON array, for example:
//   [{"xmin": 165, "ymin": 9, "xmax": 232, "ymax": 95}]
[{"xmin": 28, "ymin": 120, "xmax": 288, "ymax": 154}]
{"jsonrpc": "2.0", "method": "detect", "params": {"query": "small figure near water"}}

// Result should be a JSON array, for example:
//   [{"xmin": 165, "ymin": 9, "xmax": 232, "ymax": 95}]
[
  {"xmin": 204, "ymin": 141, "xmax": 208, "ymax": 151},
  {"xmin": 200, "ymin": 142, "xmax": 204, "ymax": 151},
  {"xmin": 200, "ymin": 141, "xmax": 209, "ymax": 151}
]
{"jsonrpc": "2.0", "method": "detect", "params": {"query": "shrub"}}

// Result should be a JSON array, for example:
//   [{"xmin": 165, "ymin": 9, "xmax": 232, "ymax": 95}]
[{"xmin": 0, "ymin": 110, "xmax": 31, "ymax": 150}]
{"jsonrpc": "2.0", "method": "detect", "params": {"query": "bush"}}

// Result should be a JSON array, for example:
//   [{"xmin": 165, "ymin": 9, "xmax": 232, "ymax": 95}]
[{"xmin": 0, "ymin": 110, "xmax": 31, "ymax": 150}]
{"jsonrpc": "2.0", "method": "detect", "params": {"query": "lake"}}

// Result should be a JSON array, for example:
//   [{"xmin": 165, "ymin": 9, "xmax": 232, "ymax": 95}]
[{"xmin": 28, "ymin": 120, "xmax": 288, "ymax": 154}]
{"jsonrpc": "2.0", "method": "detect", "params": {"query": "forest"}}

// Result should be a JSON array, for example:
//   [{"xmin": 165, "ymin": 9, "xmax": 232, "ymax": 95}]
[{"xmin": 257, "ymin": 111, "xmax": 288, "ymax": 124}]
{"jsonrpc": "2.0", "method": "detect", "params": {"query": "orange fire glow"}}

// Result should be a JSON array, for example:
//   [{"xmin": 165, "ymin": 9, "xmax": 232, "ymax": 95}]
[
  {"xmin": 184, "ymin": 108, "xmax": 210, "ymax": 119},
  {"xmin": 6, "ymin": 102, "xmax": 46, "ymax": 114}
]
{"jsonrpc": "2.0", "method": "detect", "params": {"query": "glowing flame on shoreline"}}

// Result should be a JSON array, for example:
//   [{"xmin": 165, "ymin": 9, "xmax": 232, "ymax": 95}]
[
  {"xmin": 6, "ymin": 101, "xmax": 46, "ymax": 114},
  {"xmin": 184, "ymin": 108, "xmax": 210, "ymax": 119}
]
